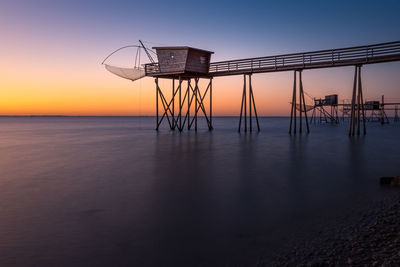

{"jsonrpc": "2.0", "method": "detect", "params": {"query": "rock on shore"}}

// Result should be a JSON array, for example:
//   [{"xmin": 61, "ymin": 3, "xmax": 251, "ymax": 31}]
[{"xmin": 267, "ymin": 196, "xmax": 400, "ymax": 266}]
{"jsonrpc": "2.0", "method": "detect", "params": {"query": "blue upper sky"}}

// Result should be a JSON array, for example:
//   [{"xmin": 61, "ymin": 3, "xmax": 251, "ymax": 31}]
[{"xmin": 3, "ymin": 0, "xmax": 400, "ymax": 60}]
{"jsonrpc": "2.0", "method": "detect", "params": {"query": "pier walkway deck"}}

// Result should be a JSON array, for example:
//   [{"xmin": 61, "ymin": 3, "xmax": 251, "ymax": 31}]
[{"xmin": 207, "ymin": 41, "xmax": 400, "ymax": 77}]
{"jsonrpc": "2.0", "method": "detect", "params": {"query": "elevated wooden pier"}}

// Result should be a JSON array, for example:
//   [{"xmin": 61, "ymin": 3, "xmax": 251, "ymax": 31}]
[{"xmin": 208, "ymin": 41, "xmax": 400, "ymax": 76}]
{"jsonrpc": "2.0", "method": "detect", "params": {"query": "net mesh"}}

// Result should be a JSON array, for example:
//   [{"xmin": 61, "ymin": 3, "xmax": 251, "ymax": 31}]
[
  {"xmin": 295, "ymin": 103, "xmax": 315, "ymax": 112},
  {"xmin": 105, "ymin": 64, "xmax": 145, "ymax": 81}
]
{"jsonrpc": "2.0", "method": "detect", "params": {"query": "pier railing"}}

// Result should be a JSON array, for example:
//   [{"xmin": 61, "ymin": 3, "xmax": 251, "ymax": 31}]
[
  {"xmin": 209, "ymin": 41, "xmax": 400, "ymax": 76},
  {"xmin": 144, "ymin": 63, "xmax": 160, "ymax": 76},
  {"xmin": 145, "ymin": 41, "xmax": 400, "ymax": 77}
]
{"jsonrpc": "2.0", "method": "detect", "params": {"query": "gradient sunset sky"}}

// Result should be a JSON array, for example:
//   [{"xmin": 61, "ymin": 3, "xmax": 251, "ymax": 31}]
[{"xmin": 1, "ymin": 0, "xmax": 400, "ymax": 116}]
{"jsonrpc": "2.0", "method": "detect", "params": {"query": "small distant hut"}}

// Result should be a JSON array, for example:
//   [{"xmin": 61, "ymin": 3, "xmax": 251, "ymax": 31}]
[
  {"xmin": 152, "ymin": 46, "xmax": 214, "ymax": 76},
  {"xmin": 324, "ymin": 94, "xmax": 338, "ymax": 105},
  {"xmin": 365, "ymin": 101, "xmax": 380, "ymax": 110},
  {"xmin": 314, "ymin": 94, "xmax": 338, "ymax": 106}
]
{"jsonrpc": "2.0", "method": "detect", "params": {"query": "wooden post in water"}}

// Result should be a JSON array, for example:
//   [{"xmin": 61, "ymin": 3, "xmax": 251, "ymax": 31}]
[
  {"xmin": 359, "ymin": 68, "xmax": 366, "ymax": 135},
  {"xmin": 238, "ymin": 75, "xmax": 246, "ymax": 132},
  {"xmin": 349, "ymin": 65, "xmax": 366, "ymax": 136},
  {"xmin": 195, "ymin": 78, "xmax": 198, "ymax": 131},
  {"xmin": 249, "ymin": 75, "xmax": 253, "ymax": 132},
  {"xmin": 381, "ymin": 95, "xmax": 385, "ymax": 125},
  {"xmin": 179, "ymin": 76, "xmax": 182, "ymax": 131},
  {"xmin": 357, "ymin": 68, "xmax": 361, "ymax": 136},
  {"xmin": 238, "ymin": 74, "xmax": 260, "ymax": 133},
  {"xmin": 244, "ymin": 75, "xmax": 247, "ymax": 132},
  {"xmin": 172, "ymin": 79, "xmax": 175, "ymax": 129},
  {"xmin": 210, "ymin": 78, "xmax": 213, "ymax": 130},
  {"xmin": 299, "ymin": 71, "xmax": 310, "ymax": 133},
  {"xmin": 294, "ymin": 72, "xmax": 297, "ymax": 134},
  {"xmin": 155, "ymin": 78, "xmax": 159, "ymax": 130},
  {"xmin": 349, "ymin": 66, "xmax": 357, "ymax": 136},
  {"xmin": 187, "ymin": 79, "xmax": 190, "ymax": 130},
  {"xmin": 249, "ymin": 75, "xmax": 260, "ymax": 132},
  {"xmin": 299, "ymin": 72, "xmax": 303, "ymax": 134},
  {"xmin": 289, "ymin": 70, "xmax": 309, "ymax": 134},
  {"xmin": 289, "ymin": 71, "xmax": 296, "ymax": 134}
]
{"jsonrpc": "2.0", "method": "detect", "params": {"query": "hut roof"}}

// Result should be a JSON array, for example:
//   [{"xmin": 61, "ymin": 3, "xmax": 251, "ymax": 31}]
[{"xmin": 152, "ymin": 46, "xmax": 214, "ymax": 54}]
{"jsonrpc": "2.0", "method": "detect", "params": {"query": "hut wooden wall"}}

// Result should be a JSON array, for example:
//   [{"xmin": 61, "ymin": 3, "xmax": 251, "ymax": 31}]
[
  {"xmin": 186, "ymin": 49, "xmax": 211, "ymax": 74},
  {"xmin": 156, "ymin": 49, "xmax": 188, "ymax": 73}
]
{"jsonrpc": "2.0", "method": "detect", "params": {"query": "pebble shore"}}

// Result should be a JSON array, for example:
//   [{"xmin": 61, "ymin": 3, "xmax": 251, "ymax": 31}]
[{"xmin": 268, "ymin": 195, "xmax": 400, "ymax": 266}]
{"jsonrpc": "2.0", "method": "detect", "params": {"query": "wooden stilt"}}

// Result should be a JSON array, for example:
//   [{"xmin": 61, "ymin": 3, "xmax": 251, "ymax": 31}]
[
  {"xmin": 156, "ymin": 82, "xmax": 180, "ymax": 129},
  {"xmin": 210, "ymin": 78, "xmax": 213, "ymax": 130},
  {"xmin": 172, "ymin": 79, "xmax": 175, "ymax": 129},
  {"xmin": 157, "ymin": 89, "xmax": 173, "ymax": 129},
  {"xmin": 300, "ymin": 71, "xmax": 310, "ymax": 133},
  {"xmin": 294, "ymin": 72, "xmax": 297, "ymax": 134},
  {"xmin": 381, "ymin": 95, "xmax": 385, "ymax": 125},
  {"xmin": 187, "ymin": 79, "xmax": 190, "ymax": 130},
  {"xmin": 238, "ymin": 75, "xmax": 246, "ymax": 132},
  {"xmin": 310, "ymin": 107, "xmax": 315, "ymax": 124},
  {"xmin": 358, "ymin": 66, "xmax": 366, "ymax": 135},
  {"xmin": 155, "ymin": 77, "xmax": 212, "ymax": 132},
  {"xmin": 249, "ymin": 75, "xmax": 260, "ymax": 132},
  {"xmin": 179, "ymin": 76, "xmax": 182, "ymax": 131},
  {"xmin": 155, "ymin": 78, "xmax": 159, "ymax": 130},
  {"xmin": 289, "ymin": 71, "xmax": 296, "ymax": 134},
  {"xmin": 357, "ymin": 68, "xmax": 361, "ymax": 136},
  {"xmin": 194, "ymin": 83, "xmax": 212, "ymax": 128},
  {"xmin": 195, "ymin": 78, "xmax": 198, "ymax": 131},
  {"xmin": 249, "ymin": 75, "xmax": 253, "ymax": 132},
  {"xmin": 244, "ymin": 75, "xmax": 247, "ymax": 132},
  {"xmin": 349, "ymin": 66, "xmax": 357, "ymax": 136},
  {"xmin": 299, "ymin": 71, "xmax": 303, "ymax": 134}
]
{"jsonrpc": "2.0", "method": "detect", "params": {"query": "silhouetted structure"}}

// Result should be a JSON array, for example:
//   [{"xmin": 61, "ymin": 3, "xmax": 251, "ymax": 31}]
[
  {"xmin": 341, "ymin": 95, "xmax": 400, "ymax": 124},
  {"xmin": 146, "ymin": 41, "xmax": 400, "ymax": 135},
  {"xmin": 289, "ymin": 70, "xmax": 310, "ymax": 134},
  {"xmin": 104, "ymin": 40, "xmax": 400, "ymax": 135},
  {"xmin": 238, "ymin": 74, "xmax": 260, "ymax": 132},
  {"xmin": 151, "ymin": 47, "xmax": 214, "ymax": 131},
  {"xmin": 310, "ymin": 94, "xmax": 339, "ymax": 124},
  {"xmin": 365, "ymin": 98, "xmax": 389, "ymax": 124}
]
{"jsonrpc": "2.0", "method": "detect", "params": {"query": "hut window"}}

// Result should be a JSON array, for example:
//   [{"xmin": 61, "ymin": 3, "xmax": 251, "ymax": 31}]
[
  {"xmin": 200, "ymin": 56, "xmax": 206, "ymax": 64},
  {"xmin": 170, "ymin": 52, "xmax": 175, "ymax": 59}
]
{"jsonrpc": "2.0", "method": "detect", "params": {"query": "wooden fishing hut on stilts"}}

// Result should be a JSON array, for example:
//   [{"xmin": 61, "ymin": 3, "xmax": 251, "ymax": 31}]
[
  {"xmin": 145, "ymin": 46, "xmax": 261, "ymax": 132},
  {"xmin": 146, "ymin": 46, "xmax": 214, "ymax": 131}
]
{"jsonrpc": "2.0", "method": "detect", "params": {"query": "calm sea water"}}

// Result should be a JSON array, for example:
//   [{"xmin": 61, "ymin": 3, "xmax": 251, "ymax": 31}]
[{"xmin": 0, "ymin": 117, "xmax": 399, "ymax": 266}]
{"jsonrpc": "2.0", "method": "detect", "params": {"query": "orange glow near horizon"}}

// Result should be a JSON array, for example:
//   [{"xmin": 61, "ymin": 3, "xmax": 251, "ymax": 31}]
[
  {"xmin": 2, "ymin": 64, "xmax": 400, "ymax": 116},
  {"xmin": 0, "ymin": 69, "xmax": 298, "ymax": 116},
  {"xmin": 2, "ymin": 31, "xmax": 400, "ymax": 116}
]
